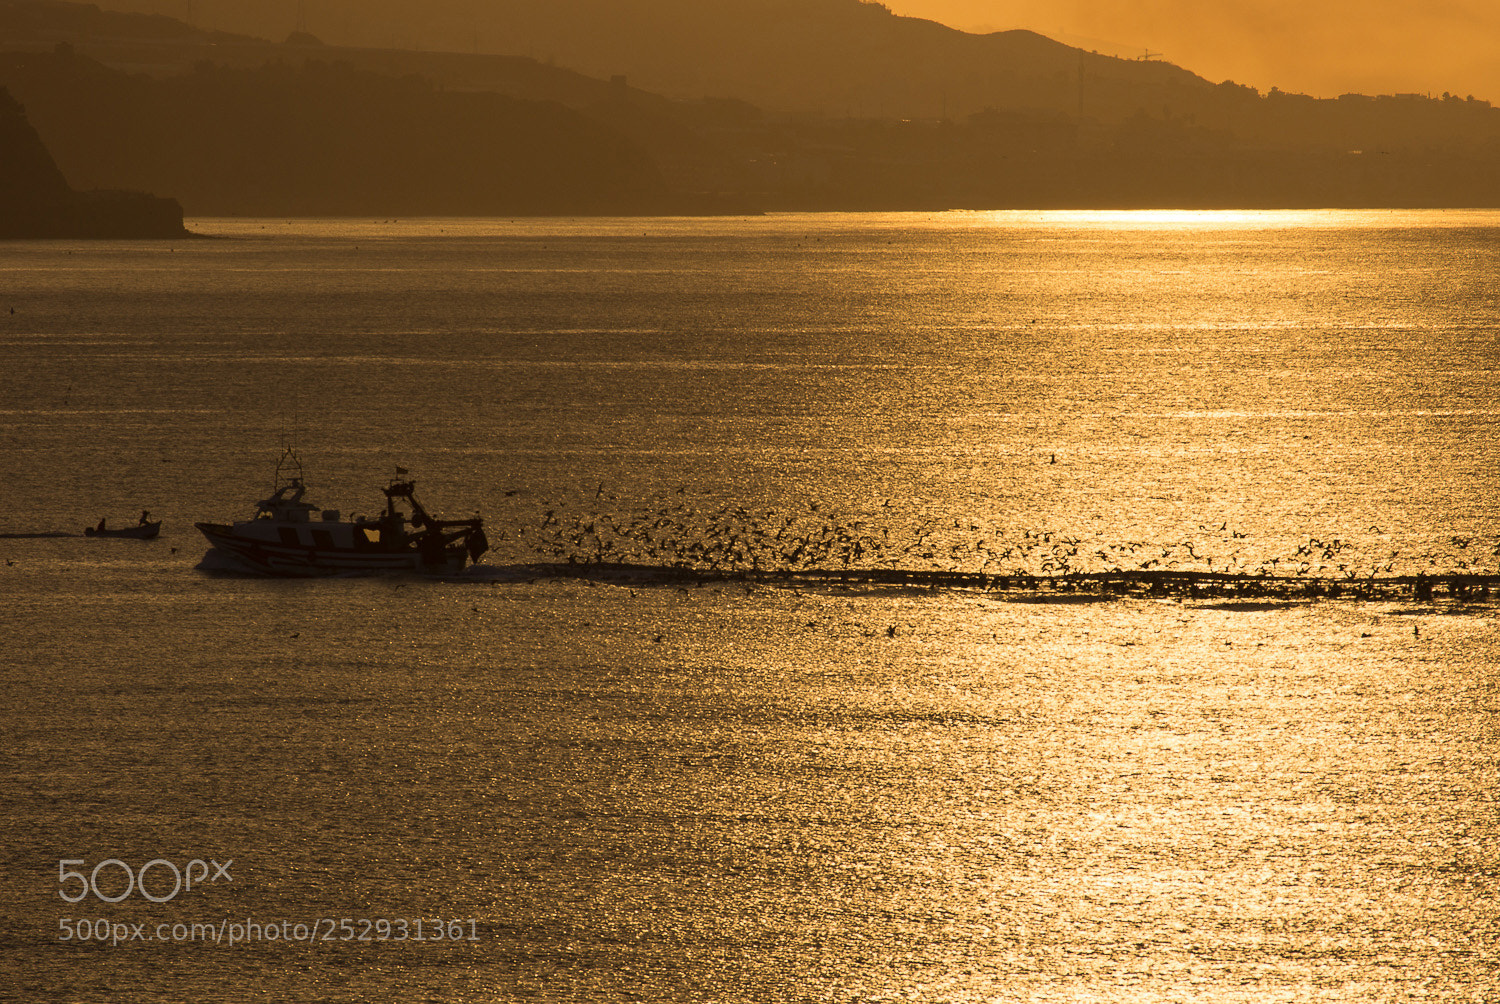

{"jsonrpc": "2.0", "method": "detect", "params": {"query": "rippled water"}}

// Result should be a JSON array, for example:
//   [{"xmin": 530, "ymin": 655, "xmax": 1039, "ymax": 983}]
[{"xmin": 0, "ymin": 211, "xmax": 1497, "ymax": 1002}]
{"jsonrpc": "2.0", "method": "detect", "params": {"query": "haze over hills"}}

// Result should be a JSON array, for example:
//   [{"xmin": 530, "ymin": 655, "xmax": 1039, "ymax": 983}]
[
  {"xmin": 73, "ymin": 0, "xmax": 1231, "ymax": 122},
  {"xmin": 905, "ymin": 0, "xmax": 1500, "ymax": 108},
  {"xmin": 0, "ymin": 77, "xmax": 185, "ymax": 235},
  {"xmin": 3, "ymin": 0, "xmax": 1498, "ymax": 212},
  {"xmin": 0, "ymin": 46, "xmax": 673, "ymax": 216}
]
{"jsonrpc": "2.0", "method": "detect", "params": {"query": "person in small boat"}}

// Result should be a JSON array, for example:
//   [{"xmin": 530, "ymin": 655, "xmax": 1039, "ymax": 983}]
[
  {"xmin": 96, "ymin": 517, "xmax": 106, "ymax": 532},
  {"xmin": 139, "ymin": 510, "xmax": 151, "ymax": 525}
]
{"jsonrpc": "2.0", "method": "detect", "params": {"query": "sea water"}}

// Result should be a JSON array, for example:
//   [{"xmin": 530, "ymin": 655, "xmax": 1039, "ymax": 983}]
[{"xmin": 0, "ymin": 211, "xmax": 1496, "ymax": 1002}]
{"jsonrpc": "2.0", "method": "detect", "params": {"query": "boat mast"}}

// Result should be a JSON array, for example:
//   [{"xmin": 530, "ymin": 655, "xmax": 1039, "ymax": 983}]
[{"xmin": 273, "ymin": 442, "xmax": 304, "ymax": 493}]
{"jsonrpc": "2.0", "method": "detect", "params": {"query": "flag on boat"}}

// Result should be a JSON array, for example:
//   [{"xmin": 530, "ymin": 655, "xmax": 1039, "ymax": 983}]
[{"xmin": 395, "ymin": 466, "xmax": 409, "ymax": 475}]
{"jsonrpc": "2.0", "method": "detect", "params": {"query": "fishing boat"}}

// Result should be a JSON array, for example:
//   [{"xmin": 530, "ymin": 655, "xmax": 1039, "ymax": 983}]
[
  {"xmin": 85, "ymin": 519, "xmax": 162, "ymax": 539},
  {"xmin": 195, "ymin": 450, "xmax": 487, "ymax": 576}
]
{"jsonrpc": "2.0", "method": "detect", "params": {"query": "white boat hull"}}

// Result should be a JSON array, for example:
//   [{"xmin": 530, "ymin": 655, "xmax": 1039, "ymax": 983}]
[
  {"xmin": 197, "ymin": 522, "xmax": 469, "ymax": 577},
  {"xmin": 194, "ymin": 454, "xmax": 486, "ymax": 578}
]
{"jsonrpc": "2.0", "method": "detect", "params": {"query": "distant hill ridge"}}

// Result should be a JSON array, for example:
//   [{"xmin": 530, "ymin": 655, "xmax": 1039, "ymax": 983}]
[
  {"xmin": 4, "ymin": 0, "xmax": 1499, "ymax": 211},
  {"xmin": 30, "ymin": 0, "xmax": 1500, "ymax": 150},
  {"xmin": 0, "ymin": 83, "xmax": 185, "ymax": 236},
  {"xmin": 0, "ymin": 45, "xmax": 680, "ymax": 216},
  {"xmin": 48, "ymin": 0, "xmax": 1224, "ymax": 121}
]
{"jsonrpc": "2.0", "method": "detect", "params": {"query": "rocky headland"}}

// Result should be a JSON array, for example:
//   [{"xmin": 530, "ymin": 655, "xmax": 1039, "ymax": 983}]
[{"xmin": 1, "ymin": 83, "xmax": 186, "ymax": 237}]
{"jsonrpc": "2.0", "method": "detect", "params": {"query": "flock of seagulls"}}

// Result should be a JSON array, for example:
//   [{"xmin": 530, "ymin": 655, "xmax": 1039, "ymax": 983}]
[
  {"xmin": 483, "ymin": 492, "xmax": 1500, "ymax": 590},
  {"xmin": 494, "ymin": 497, "xmax": 888, "ymax": 573}
]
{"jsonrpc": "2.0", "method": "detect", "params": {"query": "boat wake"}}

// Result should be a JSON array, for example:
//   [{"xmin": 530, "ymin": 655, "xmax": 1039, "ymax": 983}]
[
  {"xmin": 463, "ymin": 495, "xmax": 1500, "ymax": 604},
  {"xmin": 183, "ymin": 485, "xmax": 1499, "ymax": 603},
  {"xmin": 460, "ymin": 559, "xmax": 1498, "ymax": 604}
]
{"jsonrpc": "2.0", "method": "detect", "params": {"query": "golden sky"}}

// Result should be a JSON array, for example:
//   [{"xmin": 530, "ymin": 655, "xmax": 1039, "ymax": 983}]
[{"xmin": 889, "ymin": 0, "xmax": 1500, "ymax": 102}]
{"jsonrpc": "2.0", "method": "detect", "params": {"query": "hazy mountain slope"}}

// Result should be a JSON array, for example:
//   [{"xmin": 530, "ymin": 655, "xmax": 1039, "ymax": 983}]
[
  {"xmin": 0, "ymin": 48, "xmax": 672, "ymax": 215},
  {"xmin": 83, "ymin": 0, "xmax": 1219, "ymax": 120},
  {"xmin": 0, "ymin": 83, "xmax": 186, "ymax": 235},
  {"xmin": 6, "ymin": 2, "xmax": 1498, "ymax": 211},
  {"xmin": 0, "ymin": 85, "xmax": 71, "ymax": 205}
]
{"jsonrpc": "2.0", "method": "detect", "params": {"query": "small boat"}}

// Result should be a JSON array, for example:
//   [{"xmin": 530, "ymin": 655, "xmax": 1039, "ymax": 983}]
[
  {"xmin": 195, "ymin": 449, "xmax": 487, "ymax": 577},
  {"xmin": 86, "ymin": 519, "xmax": 162, "ymax": 539}
]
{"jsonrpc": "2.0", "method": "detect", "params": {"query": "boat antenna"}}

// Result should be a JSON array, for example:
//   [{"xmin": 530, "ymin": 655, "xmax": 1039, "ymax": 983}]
[
  {"xmin": 274, "ymin": 437, "xmax": 304, "ymax": 491},
  {"xmin": 275, "ymin": 394, "xmax": 305, "ymax": 491}
]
